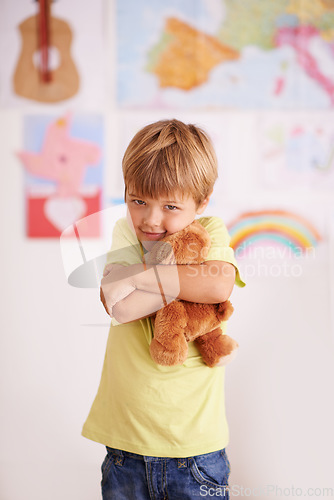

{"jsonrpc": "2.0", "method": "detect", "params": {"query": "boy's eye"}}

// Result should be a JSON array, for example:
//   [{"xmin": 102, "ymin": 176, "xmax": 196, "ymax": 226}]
[
  {"xmin": 165, "ymin": 204, "xmax": 178, "ymax": 211},
  {"xmin": 133, "ymin": 199, "xmax": 146, "ymax": 206}
]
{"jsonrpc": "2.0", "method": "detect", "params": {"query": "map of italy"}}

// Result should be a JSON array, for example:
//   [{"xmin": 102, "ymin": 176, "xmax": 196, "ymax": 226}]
[{"xmin": 140, "ymin": 0, "xmax": 334, "ymax": 107}]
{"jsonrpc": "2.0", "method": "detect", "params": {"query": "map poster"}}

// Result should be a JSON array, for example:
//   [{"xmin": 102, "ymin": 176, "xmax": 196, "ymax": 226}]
[{"xmin": 116, "ymin": 0, "xmax": 334, "ymax": 109}]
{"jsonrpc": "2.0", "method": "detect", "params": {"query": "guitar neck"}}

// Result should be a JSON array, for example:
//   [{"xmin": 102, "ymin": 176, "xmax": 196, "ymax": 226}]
[{"xmin": 38, "ymin": 0, "xmax": 52, "ymax": 82}]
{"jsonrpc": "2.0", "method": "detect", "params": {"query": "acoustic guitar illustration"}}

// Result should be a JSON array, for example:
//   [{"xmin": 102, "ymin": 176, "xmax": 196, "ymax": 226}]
[{"xmin": 13, "ymin": 0, "xmax": 80, "ymax": 103}]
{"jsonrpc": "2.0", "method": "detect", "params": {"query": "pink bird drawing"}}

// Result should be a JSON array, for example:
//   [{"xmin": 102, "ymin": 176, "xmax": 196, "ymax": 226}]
[
  {"xmin": 17, "ymin": 114, "xmax": 101, "ymax": 197},
  {"xmin": 17, "ymin": 114, "xmax": 102, "ymax": 234}
]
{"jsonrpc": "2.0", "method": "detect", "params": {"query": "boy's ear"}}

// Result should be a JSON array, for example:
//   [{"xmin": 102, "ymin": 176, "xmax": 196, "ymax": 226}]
[{"xmin": 196, "ymin": 193, "xmax": 212, "ymax": 214}]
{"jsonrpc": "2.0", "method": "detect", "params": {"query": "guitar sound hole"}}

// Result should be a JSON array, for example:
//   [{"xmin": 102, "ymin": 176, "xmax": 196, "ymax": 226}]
[{"xmin": 33, "ymin": 46, "xmax": 61, "ymax": 71}]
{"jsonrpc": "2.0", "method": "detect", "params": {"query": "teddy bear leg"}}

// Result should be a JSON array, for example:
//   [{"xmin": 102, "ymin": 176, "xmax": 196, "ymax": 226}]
[
  {"xmin": 195, "ymin": 328, "xmax": 239, "ymax": 368},
  {"xmin": 150, "ymin": 301, "xmax": 189, "ymax": 366}
]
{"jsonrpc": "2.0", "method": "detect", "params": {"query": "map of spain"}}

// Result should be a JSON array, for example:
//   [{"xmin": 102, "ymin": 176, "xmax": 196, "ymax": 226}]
[
  {"xmin": 117, "ymin": 0, "xmax": 334, "ymax": 108},
  {"xmin": 146, "ymin": 17, "xmax": 239, "ymax": 90}
]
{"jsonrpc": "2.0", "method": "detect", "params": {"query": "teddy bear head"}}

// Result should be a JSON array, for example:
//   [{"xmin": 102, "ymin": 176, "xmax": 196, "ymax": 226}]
[{"xmin": 145, "ymin": 220, "xmax": 211, "ymax": 266}]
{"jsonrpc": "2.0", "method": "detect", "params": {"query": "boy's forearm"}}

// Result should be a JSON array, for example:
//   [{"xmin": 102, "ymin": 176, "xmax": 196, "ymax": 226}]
[
  {"xmin": 112, "ymin": 289, "xmax": 174, "ymax": 324},
  {"xmin": 135, "ymin": 261, "xmax": 236, "ymax": 304}
]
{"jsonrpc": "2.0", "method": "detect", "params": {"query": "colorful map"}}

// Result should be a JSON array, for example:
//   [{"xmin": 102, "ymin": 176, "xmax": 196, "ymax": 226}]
[{"xmin": 117, "ymin": 0, "xmax": 334, "ymax": 108}]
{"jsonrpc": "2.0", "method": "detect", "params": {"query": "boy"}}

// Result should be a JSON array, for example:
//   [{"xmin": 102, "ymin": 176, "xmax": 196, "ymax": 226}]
[{"xmin": 82, "ymin": 119, "xmax": 245, "ymax": 499}]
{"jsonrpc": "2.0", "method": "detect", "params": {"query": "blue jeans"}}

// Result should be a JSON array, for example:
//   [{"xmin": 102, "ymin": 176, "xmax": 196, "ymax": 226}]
[{"xmin": 101, "ymin": 447, "xmax": 230, "ymax": 499}]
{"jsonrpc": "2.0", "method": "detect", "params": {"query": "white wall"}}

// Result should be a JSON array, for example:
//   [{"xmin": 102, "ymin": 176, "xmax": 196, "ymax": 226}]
[{"xmin": 1, "ymin": 2, "xmax": 334, "ymax": 500}]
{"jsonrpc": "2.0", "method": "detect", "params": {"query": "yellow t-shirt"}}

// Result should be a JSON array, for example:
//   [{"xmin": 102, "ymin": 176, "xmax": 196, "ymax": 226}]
[{"xmin": 82, "ymin": 216, "xmax": 245, "ymax": 458}]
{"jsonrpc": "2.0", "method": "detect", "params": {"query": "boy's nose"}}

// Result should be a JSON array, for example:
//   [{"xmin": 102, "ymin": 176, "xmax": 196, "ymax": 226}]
[{"xmin": 143, "ymin": 208, "xmax": 162, "ymax": 228}]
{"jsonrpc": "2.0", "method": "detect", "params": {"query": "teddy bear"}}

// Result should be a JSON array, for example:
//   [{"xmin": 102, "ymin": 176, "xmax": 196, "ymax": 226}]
[{"xmin": 144, "ymin": 220, "xmax": 239, "ymax": 367}]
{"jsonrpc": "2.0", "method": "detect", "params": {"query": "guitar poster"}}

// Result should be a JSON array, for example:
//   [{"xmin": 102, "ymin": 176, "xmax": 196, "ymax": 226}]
[
  {"xmin": 17, "ymin": 113, "xmax": 104, "ymax": 238},
  {"xmin": 0, "ymin": 0, "xmax": 105, "ymax": 107}
]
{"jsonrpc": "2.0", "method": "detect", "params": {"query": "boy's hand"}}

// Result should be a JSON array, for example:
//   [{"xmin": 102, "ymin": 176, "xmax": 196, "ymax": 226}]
[
  {"xmin": 100, "ymin": 286, "xmax": 111, "ymax": 316},
  {"xmin": 101, "ymin": 264, "xmax": 138, "ymax": 315},
  {"xmin": 100, "ymin": 262, "xmax": 180, "ymax": 322}
]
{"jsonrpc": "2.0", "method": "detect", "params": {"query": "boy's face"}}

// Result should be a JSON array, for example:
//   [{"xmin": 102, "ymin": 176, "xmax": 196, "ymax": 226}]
[{"xmin": 126, "ymin": 190, "xmax": 210, "ymax": 247}]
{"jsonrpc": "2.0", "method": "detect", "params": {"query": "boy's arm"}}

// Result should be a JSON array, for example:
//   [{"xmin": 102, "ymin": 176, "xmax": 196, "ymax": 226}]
[
  {"xmin": 101, "ymin": 261, "xmax": 235, "ymax": 324},
  {"xmin": 137, "ymin": 260, "xmax": 236, "ymax": 303},
  {"xmin": 110, "ymin": 289, "xmax": 175, "ymax": 324}
]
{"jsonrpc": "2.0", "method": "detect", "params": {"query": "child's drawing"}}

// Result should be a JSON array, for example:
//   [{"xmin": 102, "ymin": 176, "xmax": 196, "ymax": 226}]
[
  {"xmin": 17, "ymin": 113, "xmax": 103, "ymax": 237},
  {"xmin": 260, "ymin": 115, "xmax": 334, "ymax": 189}
]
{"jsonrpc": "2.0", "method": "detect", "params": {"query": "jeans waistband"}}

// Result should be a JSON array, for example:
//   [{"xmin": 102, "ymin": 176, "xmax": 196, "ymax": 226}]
[{"xmin": 106, "ymin": 447, "xmax": 190, "ymax": 467}]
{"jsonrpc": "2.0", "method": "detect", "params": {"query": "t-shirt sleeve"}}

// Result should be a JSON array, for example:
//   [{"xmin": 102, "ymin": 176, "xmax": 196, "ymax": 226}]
[
  {"xmin": 199, "ymin": 216, "xmax": 245, "ymax": 288},
  {"xmin": 105, "ymin": 218, "xmax": 142, "ymax": 268}
]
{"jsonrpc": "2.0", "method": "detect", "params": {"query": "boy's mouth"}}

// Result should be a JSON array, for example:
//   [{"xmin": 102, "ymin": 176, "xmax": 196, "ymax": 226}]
[{"xmin": 140, "ymin": 230, "xmax": 166, "ymax": 241}]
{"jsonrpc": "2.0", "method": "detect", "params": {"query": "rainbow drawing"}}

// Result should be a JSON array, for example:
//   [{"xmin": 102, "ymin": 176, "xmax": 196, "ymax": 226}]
[{"xmin": 227, "ymin": 210, "xmax": 321, "ymax": 256}]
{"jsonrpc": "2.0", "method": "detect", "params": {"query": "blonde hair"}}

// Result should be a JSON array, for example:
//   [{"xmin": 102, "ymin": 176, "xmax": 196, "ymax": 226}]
[{"xmin": 122, "ymin": 119, "xmax": 218, "ymax": 206}]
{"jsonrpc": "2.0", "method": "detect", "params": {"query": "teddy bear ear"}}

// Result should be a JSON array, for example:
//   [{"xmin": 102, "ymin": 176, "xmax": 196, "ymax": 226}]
[{"xmin": 146, "ymin": 241, "xmax": 176, "ymax": 265}]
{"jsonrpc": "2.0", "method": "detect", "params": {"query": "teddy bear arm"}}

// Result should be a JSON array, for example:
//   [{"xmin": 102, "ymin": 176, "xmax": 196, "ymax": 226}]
[{"xmin": 215, "ymin": 300, "xmax": 234, "ymax": 322}]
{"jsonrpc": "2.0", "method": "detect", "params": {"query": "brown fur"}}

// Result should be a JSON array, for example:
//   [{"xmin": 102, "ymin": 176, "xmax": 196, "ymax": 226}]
[{"xmin": 146, "ymin": 220, "xmax": 239, "ymax": 367}]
